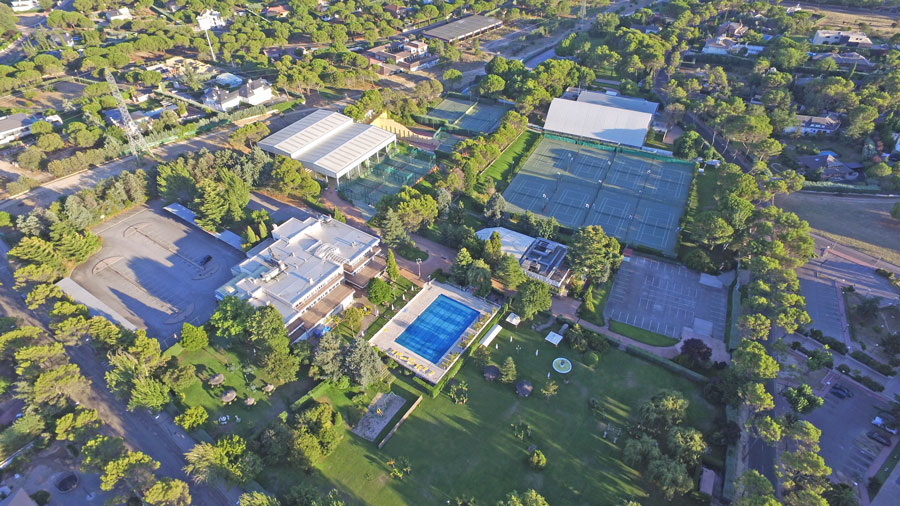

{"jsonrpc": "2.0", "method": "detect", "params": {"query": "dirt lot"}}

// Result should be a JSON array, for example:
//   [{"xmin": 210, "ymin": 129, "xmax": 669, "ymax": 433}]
[
  {"xmin": 0, "ymin": 80, "xmax": 87, "ymax": 112},
  {"xmin": 776, "ymin": 193, "xmax": 900, "ymax": 267},
  {"xmin": 810, "ymin": 6, "xmax": 900, "ymax": 36},
  {"xmin": 846, "ymin": 291, "xmax": 900, "ymax": 362}
]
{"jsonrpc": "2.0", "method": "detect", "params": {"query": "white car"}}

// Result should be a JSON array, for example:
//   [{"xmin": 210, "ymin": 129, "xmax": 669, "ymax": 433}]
[{"xmin": 873, "ymin": 416, "xmax": 898, "ymax": 435}]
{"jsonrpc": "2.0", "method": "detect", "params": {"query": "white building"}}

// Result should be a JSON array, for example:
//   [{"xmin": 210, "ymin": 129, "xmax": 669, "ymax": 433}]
[
  {"xmin": 216, "ymin": 216, "xmax": 384, "ymax": 340},
  {"xmin": 11, "ymin": 0, "xmax": 39, "ymax": 12},
  {"xmin": 785, "ymin": 114, "xmax": 841, "ymax": 136},
  {"xmin": 543, "ymin": 97, "xmax": 654, "ymax": 148},
  {"xmin": 258, "ymin": 109, "xmax": 397, "ymax": 187},
  {"xmin": 202, "ymin": 78, "xmax": 272, "ymax": 112},
  {"xmin": 106, "ymin": 7, "xmax": 133, "ymax": 21},
  {"xmin": 196, "ymin": 9, "xmax": 227, "ymax": 30},
  {"xmin": 812, "ymin": 30, "xmax": 872, "ymax": 47},
  {"xmin": 0, "ymin": 113, "xmax": 32, "ymax": 145}
]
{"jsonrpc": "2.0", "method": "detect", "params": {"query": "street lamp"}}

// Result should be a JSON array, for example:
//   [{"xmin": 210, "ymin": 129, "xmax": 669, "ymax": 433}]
[{"xmin": 416, "ymin": 258, "xmax": 422, "ymax": 278}]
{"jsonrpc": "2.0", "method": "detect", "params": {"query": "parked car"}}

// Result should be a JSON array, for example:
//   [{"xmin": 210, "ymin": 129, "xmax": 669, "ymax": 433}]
[
  {"xmin": 200, "ymin": 255, "xmax": 212, "ymax": 265},
  {"xmin": 868, "ymin": 431, "xmax": 891, "ymax": 446},
  {"xmin": 830, "ymin": 387, "xmax": 847, "ymax": 399},
  {"xmin": 833, "ymin": 384, "xmax": 853, "ymax": 397},
  {"xmin": 873, "ymin": 416, "xmax": 898, "ymax": 435}
]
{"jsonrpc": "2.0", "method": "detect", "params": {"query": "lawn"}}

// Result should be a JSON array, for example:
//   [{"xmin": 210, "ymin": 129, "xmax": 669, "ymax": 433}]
[
  {"xmin": 481, "ymin": 130, "xmax": 540, "ymax": 187},
  {"xmin": 609, "ymin": 320, "xmax": 681, "ymax": 347},
  {"xmin": 775, "ymin": 193, "xmax": 900, "ymax": 267},
  {"xmin": 299, "ymin": 323, "xmax": 715, "ymax": 505},
  {"xmin": 173, "ymin": 345, "xmax": 312, "ymax": 438},
  {"xmin": 695, "ymin": 167, "xmax": 718, "ymax": 211},
  {"xmin": 577, "ymin": 280, "xmax": 612, "ymax": 327},
  {"xmin": 870, "ymin": 440, "xmax": 900, "ymax": 499}
]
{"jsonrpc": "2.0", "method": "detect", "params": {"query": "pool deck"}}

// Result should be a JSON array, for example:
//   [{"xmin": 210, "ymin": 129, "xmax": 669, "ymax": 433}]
[{"xmin": 369, "ymin": 280, "xmax": 498, "ymax": 384}]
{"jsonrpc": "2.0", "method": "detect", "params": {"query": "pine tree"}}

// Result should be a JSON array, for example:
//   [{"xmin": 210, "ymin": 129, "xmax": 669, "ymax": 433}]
[
  {"xmin": 258, "ymin": 221, "xmax": 268, "ymax": 239},
  {"xmin": 486, "ymin": 231, "xmax": 503, "ymax": 266},
  {"xmin": 380, "ymin": 209, "xmax": 408, "ymax": 248},
  {"xmin": 500, "ymin": 356, "xmax": 517, "ymax": 384},
  {"xmin": 386, "ymin": 249, "xmax": 401, "ymax": 282},
  {"xmin": 496, "ymin": 254, "xmax": 526, "ymax": 289},
  {"xmin": 194, "ymin": 180, "xmax": 227, "ymax": 231},
  {"xmin": 451, "ymin": 248, "xmax": 473, "ymax": 285},
  {"xmin": 245, "ymin": 225, "xmax": 259, "ymax": 246}
]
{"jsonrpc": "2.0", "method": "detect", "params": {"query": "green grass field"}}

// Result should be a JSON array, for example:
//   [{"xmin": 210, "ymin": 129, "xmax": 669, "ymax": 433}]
[
  {"xmin": 174, "ymin": 345, "xmax": 311, "ymax": 438},
  {"xmin": 609, "ymin": 320, "xmax": 680, "ymax": 347},
  {"xmin": 481, "ymin": 130, "xmax": 540, "ymax": 187},
  {"xmin": 775, "ymin": 193, "xmax": 900, "ymax": 267},
  {"xmin": 577, "ymin": 280, "xmax": 612, "ymax": 327},
  {"xmin": 297, "ymin": 323, "xmax": 714, "ymax": 505}
]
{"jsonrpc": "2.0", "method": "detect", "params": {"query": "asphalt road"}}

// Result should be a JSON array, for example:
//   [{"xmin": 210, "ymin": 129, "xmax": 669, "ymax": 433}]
[{"xmin": 0, "ymin": 239, "xmax": 240, "ymax": 504}]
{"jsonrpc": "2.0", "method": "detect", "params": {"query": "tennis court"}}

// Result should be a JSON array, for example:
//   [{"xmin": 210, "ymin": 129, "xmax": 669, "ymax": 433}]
[
  {"xmin": 502, "ymin": 136, "xmax": 694, "ymax": 255},
  {"xmin": 342, "ymin": 146, "xmax": 436, "ymax": 217},
  {"xmin": 424, "ymin": 96, "xmax": 512, "ymax": 134}
]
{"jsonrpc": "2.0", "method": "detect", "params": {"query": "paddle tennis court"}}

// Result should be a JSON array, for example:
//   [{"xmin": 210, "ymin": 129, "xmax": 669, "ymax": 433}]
[
  {"xmin": 343, "ymin": 147, "xmax": 436, "ymax": 215},
  {"xmin": 502, "ymin": 136, "xmax": 693, "ymax": 255}
]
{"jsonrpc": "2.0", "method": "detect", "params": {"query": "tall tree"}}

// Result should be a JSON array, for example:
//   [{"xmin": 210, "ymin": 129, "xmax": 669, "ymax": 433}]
[
  {"xmin": 511, "ymin": 279, "xmax": 552, "ymax": 321},
  {"xmin": 569, "ymin": 226, "xmax": 622, "ymax": 283}
]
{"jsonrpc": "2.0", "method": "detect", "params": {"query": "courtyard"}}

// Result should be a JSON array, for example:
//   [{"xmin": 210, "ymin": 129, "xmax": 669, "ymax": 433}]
[
  {"xmin": 66, "ymin": 201, "xmax": 245, "ymax": 348},
  {"xmin": 604, "ymin": 255, "xmax": 729, "ymax": 341},
  {"xmin": 303, "ymin": 320, "xmax": 718, "ymax": 505}
]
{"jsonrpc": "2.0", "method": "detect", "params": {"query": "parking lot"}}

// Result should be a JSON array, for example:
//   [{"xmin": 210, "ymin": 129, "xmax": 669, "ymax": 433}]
[
  {"xmin": 806, "ymin": 376, "xmax": 895, "ymax": 483},
  {"xmin": 604, "ymin": 255, "xmax": 728, "ymax": 340},
  {"xmin": 68, "ymin": 201, "xmax": 245, "ymax": 348}
]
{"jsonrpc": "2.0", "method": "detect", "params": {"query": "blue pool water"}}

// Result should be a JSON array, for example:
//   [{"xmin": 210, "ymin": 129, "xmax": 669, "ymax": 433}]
[{"xmin": 395, "ymin": 295, "xmax": 479, "ymax": 363}]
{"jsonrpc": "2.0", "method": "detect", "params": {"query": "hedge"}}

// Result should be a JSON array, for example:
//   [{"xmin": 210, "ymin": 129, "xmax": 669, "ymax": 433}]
[
  {"xmin": 721, "ymin": 406, "xmax": 739, "ymax": 501},
  {"xmin": 809, "ymin": 330, "xmax": 848, "ymax": 355},
  {"xmin": 801, "ymin": 181, "xmax": 883, "ymax": 194},
  {"xmin": 623, "ymin": 345, "xmax": 707, "ymax": 383},
  {"xmin": 290, "ymin": 382, "xmax": 331, "ymax": 412},
  {"xmin": 836, "ymin": 364, "xmax": 886, "ymax": 392},
  {"xmin": 850, "ymin": 350, "xmax": 896, "ymax": 376}
]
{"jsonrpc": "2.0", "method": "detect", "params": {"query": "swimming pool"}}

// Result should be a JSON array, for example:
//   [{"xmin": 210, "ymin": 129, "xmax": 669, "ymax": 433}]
[{"xmin": 395, "ymin": 295, "xmax": 480, "ymax": 363}]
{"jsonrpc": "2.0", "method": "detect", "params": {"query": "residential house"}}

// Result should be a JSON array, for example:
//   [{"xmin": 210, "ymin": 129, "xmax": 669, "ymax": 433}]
[
  {"xmin": 102, "ymin": 109, "xmax": 149, "ymax": 127},
  {"xmin": 165, "ymin": 0, "xmax": 181, "ymax": 12},
  {"xmin": 216, "ymin": 215, "xmax": 385, "ymax": 341},
  {"xmin": 0, "ymin": 113, "xmax": 32, "ymax": 145},
  {"xmin": 786, "ymin": 3, "xmax": 803, "ymax": 14},
  {"xmin": 265, "ymin": 5, "xmax": 290, "ymax": 17},
  {"xmin": 239, "ymin": 78, "xmax": 273, "ymax": 106},
  {"xmin": 50, "ymin": 32, "xmax": 75, "ymax": 47},
  {"xmin": 384, "ymin": 4, "xmax": 409, "ymax": 17},
  {"xmin": 367, "ymin": 40, "xmax": 430, "ymax": 66},
  {"xmin": 203, "ymin": 78, "xmax": 272, "ymax": 112},
  {"xmin": 475, "ymin": 227, "xmax": 570, "ymax": 290},
  {"xmin": 630, "ymin": 24, "xmax": 661, "ymax": 34},
  {"xmin": 785, "ymin": 114, "xmax": 841, "ymax": 135},
  {"xmin": 812, "ymin": 51, "xmax": 874, "ymax": 70},
  {"xmin": 10, "ymin": 0, "xmax": 39, "ymax": 12},
  {"xmin": 796, "ymin": 153, "xmax": 857, "ymax": 181},
  {"xmin": 132, "ymin": 91, "xmax": 151, "ymax": 104},
  {"xmin": 215, "ymin": 72, "xmax": 244, "ymax": 88},
  {"xmin": 812, "ymin": 30, "xmax": 872, "ymax": 48},
  {"xmin": 717, "ymin": 21, "xmax": 748, "ymax": 38},
  {"xmin": 702, "ymin": 35, "xmax": 763, "ymax": 55},
  {"xmin": 202, "ymin": 87, "xmax": 242, "ymax": 112},
  {"xmin": 106, "ymin": 7, "xmax": 133, "ymax": 22},
  {"xmin": 196, "ymin": 9, "xmax": 227, "ymax": 30}
]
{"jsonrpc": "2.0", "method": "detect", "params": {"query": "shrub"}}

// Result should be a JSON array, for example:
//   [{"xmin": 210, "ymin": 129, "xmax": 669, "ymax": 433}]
[
  {"xmin": 30, "ymin": 491, "xmax": 50, "ymax": 506},
  {"xmin": 809, "ymin": 332, "xmax": 848, "ymax": 355},
  {"xmin": 180, "ymin": 323, "xmax": 208, "ymax": 351},
  {"xmin": 837, "ymin": 364, "xmax": 851, "ymax": 374},
  {"xmin": 528, "ymin": 449, "xmax": 547, "ymax": 470},
  {"xmin": 850, "ymin": 350, "xmax": 895, "ymax": 376},
  {"xmin": 584, "ymin": 351, "xmax": 599, "ymax": 366},
  {"xmin": 875, "ymin": 268, "xmax": 892, "ymax": 278},
  {"xmin": 175, "ymin": 406, "xmax": 208, "ymax": 431}
]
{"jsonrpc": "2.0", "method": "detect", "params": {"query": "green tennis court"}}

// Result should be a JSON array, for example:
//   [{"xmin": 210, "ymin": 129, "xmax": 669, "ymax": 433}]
[
  {"xmin": 424, "ymin": 97, "xmax": 512, "ymax": 134},
  {"xmin": 502, "ymin": 136, "xmax": 694, "ymax": 255}
]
